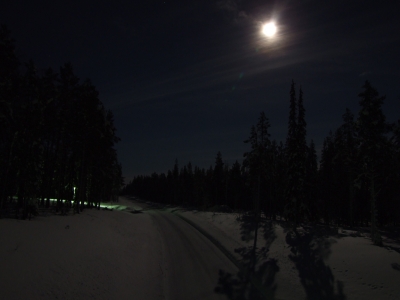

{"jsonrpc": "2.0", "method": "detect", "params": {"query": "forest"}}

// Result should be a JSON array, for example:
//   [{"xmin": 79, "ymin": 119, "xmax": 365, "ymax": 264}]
[
  {"xmin": 0, "ymin": 25, "xmax": 123, "ymax": 219},
  {"xmin": 123, "ymin": 80, "xmax": 400, "ymax": 246}
]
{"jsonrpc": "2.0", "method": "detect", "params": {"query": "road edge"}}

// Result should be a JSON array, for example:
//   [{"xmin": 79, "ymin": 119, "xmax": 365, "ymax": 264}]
[{"xmin": 173, "ymin": 212, "xmax": 279, "ymax": 300}]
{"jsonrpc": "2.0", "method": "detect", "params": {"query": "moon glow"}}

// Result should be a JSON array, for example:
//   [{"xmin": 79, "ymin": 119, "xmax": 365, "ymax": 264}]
[{"xmin": 262, "ymin": 22, "xmax": 277, "ymax": 37}]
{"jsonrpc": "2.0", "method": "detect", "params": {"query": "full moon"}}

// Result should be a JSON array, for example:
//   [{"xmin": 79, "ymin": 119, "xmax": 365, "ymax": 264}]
[{"xmin": 262, "ymin": 22, "xmax": 277, "ymax": 37}]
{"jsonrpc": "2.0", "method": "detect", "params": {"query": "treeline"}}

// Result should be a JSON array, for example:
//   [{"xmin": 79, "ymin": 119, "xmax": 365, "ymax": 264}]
[
  {"xmin": 123, "ymin": 80, "xmax": 400, "ymax": 242},
  {"xmin": 0, "ymin": 25, "xmax": 123, "ymax": 219}
]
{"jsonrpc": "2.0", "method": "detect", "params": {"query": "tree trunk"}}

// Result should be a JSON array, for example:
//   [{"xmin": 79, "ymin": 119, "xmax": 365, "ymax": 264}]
[
  {"xmin": 251, "ymin": 174, "xmax": 261, "ymax": 275},
  {"xmin": 252, "ymin": 218, "xmax": 259, "ymax": 275},
  {"xmin": 370, "ymin": 175, "xmax": 382, "ymax": 246}
]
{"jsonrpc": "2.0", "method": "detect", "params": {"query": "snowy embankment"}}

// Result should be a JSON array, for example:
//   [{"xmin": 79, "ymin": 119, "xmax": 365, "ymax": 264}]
[
  {"xmin": 0, "ymin": 200, "xmax": 164, "ymax": 300},
  {"xmin": 168, "ymin": 206, "xmax": 400, "ymax": 300},
  {"xmin": 1, "ymin": 196, "xmax": 399, "ymax": 300}
]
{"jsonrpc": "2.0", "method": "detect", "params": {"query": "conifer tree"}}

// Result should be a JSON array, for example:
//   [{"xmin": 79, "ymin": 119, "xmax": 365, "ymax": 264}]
[
  {"xmin": 285, "ymin": 81, "xmax": 302, "ymax": 225},
  {"xmin": 0, "ymin": 28, "xmax": 122, "ymax": 216},
  {"xmin": 213, "ymin": 151, "xmax": 224, "ymax": 206},
  {"xmin": 296, "ymin": 87, "xmax": 308, "ymax": 219},
  {"xmin": 243, "ymin": 111, "xmax": 272, "ymax": 274},
  {"xmin": 389, "ymin": 120, "xmax": 400, "ymax": 224},
  {"xmin": 305, "ymin": 140, "xmax": 318, "ymax": 221},
  {"xmin": 172, "ymin": 159, "xmax": 179, "ymax": 204},
  {"xmin": 228, "ymin": 160, "xmax": 243, "ymax": 210},
  {"xmin": 244, "ymin": 112, "xmax": 271, "ymax": 217},
  {"xmin": 355, "ymin": 81, "xmax": 388, "ymax": 245},
  {"xmin": 273, "ymin": 141, "xmax": 287, "ymax": 218},
  {"xmin": 333, "ymin": 108, "xmax": 358, "ymax": 225},
  {"xmin": 0, "ymin": 25, "xmax": 20, "ymax": 214},
  {"xmin": 319, "ymin": 132, "xmax": 334, "ymax": 224},
  {"xmin": 286, "ymin": 81, "xmax": 297, "ymax": 152}
]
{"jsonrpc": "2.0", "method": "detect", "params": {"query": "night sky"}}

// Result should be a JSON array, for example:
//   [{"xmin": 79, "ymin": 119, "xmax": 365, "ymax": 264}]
[{"xmin": 2, "ymin": 0, "xmax": 400, "ymax": 181}]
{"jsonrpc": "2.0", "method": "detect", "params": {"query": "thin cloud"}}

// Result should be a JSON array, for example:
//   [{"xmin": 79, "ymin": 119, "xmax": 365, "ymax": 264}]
[
  {"xmin": 216, "ymin": 0, "xmax": 249, "ymax": 23},
  {"xmin": 359, "ymin": 71, "xmax": 372, "ymax": 77}
]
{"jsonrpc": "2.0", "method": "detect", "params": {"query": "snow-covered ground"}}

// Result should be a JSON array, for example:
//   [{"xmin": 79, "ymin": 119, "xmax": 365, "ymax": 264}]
[
  {"xmin": 172, "ymin": 206, "xmax": 400, "ymax": 300},
  {"xmin": 0, "ymin": 199, "xmax": 164, "ymax": 299},
  {"xmin": 1, "ymin": 196, "xmax": 399, "ymax": 300}
]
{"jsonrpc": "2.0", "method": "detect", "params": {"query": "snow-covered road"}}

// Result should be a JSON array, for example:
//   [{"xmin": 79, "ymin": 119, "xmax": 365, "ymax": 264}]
[
  {"xmin": 147, "ymin": 208, "xmax": 237, "ymax": 299},
  {"xmin": 0, "ymin": 197, "xmax": 237, "ymax": 300},
  {"xmin": 2, "ymin": 196, "xmax": 399, "ymax": 300}
]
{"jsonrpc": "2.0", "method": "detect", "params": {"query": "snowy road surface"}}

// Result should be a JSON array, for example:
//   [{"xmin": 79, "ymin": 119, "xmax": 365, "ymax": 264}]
[
  {"xmin": 0, "ymin": 197, "xmax": 237, "ymax": 300},
  {"xmin": 2, "ymin": 196, "xmax": 400, "ymax": 299},
  {"xmin": 147, "ymin": 208, "xmax": 238, "ymax": 299}
]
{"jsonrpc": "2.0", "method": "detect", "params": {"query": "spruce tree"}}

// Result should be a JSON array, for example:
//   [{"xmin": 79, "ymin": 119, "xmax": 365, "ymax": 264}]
[
  {"xmin": 305, "ymin": 140, "xmax": 318, "ymax": 222},
  {"xmin": 213, "ymin": 151, "xmax": 224, "ymax": 206},
  {"xmin": 228, "ymin": 160, "xmax": 243, "ymax": 210},
  {"xmin": 243, "ymin": 111, "xmax": 272, "ymax": 275},
  {"xmin": 274, "ymin": 141, "xmax": 287, "ymax": 219},
  {"xmin": 296, "ymin": 87, "xmax": 308, "ymax": 220},
  {"xmin": 319, "ymin": 132, "xmax": 334, "ymax": 224},
  {"xmin": 0, "ymin": 25, "xmax": 20, "ymax": 215},
  {"xmin": 387, "ymin": 120, "xmax": 400, "ymax": 224},
  {"xmin": 334, "ymin": 108, "xmax": 358, "ymax": 225},
  {"xmin": 355, "ymin": 81, "xmax": 387, "ymax": 245},
  {"xmin": 244, "ymin": 112, "xmax": 271, "ymax": 218},
  {"xmin": 284, "ymin": 81, "xmax": 297, "ymax": 222},
  {"xmin": 297, "ymin": 87, "xmax": 307, "ymax": 158},
  {"xmin": 286, "ymin": 81, "xmax": 297, "ymax": 152},
  {"xmin": 173, "ymin": 159, "xmax": 179, "ymax": 204},
  {"xmin": 284, "ymin": 81, "xmax": 305, "ymax": 226}
]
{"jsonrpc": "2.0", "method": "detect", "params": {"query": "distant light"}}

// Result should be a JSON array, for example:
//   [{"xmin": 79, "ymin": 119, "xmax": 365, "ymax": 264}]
[{"xmin": 262, "ymin": 22, "xmax": 277, "ymax": 37}]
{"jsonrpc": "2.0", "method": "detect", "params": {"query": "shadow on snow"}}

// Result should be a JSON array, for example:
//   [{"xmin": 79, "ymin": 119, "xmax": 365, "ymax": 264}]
[
  {"xmin": 215, "ymin": 215, "xmax": 348, "ymax": 300},
  {"xmin": 283, "ymin": 224, "xmax": 347, "ymax": 300},
  {"xmin": 215, "ymin": 213, "xmax": 279, "ymax": 299}
]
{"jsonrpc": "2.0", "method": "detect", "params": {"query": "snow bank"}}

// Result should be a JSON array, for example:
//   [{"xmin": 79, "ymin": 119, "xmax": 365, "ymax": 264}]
[
  {"xmin": 174, "ymin": 208, "xmax": 400, "ymax": 300},
  {"xmin": 0, "ymin": 199, "xmax": 164, "ymax": 300}
]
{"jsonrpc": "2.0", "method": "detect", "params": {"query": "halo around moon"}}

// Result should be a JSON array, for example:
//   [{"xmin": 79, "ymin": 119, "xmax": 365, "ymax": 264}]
[{"xmin": 262, "ymin": 22, "xmax": 277, "ymax": 37}]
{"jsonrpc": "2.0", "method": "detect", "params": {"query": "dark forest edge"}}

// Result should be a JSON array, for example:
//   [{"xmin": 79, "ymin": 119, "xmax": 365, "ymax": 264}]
[
  {"xmin": 123, "ymin": 80, "xmax": 400, "ymax": 246},
  {"xmin": 0, "ymin": 25, "xmax": 123, "ymax": 219}
]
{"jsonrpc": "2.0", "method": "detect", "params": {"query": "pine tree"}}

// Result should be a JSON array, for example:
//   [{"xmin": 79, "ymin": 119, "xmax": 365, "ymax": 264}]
[
  {"xmin": 243, "ymin": 111, "xmax": 272, "ymax": 275},
  {"xmin": 228, "ymin": 160, "xmax": 243, "ymax": 210},
  {"xmin": 355, "ymin": 81, "xmax": 388, "ymax": 245},
  {"xmin": 286, "ymin": 81, "xmax": 297, "ymax": 151},
  {"xmin": 0, "ymin": 29, "xmax": 122, "ymax": 216},
  {"xmin": 273, "ymin": 141, "xmax": 287, "ymax": 219},
  {"xmin": 244, "ymin": 112, "xmax": 271, "ymax": 217},
  {"xmin": 0, "ymin": 24, "xmax": 19, "ymax": 82},
  {"xmin": 172, "ymin": 159, "xmax": 179, "ymax": 204},
  {"xmin": 319, "ymin": 132, "xmax": 335, "ymax": 224},
  {"xmin": 38, "ymin": 68, "xmax": 59, "ymax": 207},
  {"xmin": 285, "ymin": 81, "xmax": 308, "ymax": 226},
  {"xmin": 296, "ymin": 87, "xmax": 308, "ymax": 220},
  {"xmin": 193, "ymin": 166, "xmax": 206, "ymax": 207},
  {"xmin": 0, "ymin": 25, "xmax": 20, "ymax": 215},
  {"xmin": 305, "ymin": 140, "xmax": 318, "ymax": 222},
  {"xmin": 333, "ymin": 108, "xmax": 358, "ymax": 225},
  {"xmin": 16, "ymin": 61, "xmax": 46, "ymax": 218},
  {"xmin": 384, "ymin": 120, "xmax": 400, "ymax": 225},
  {"xmin": 213, "ymin": 151, "xmax": 224, "ymax": 206}
]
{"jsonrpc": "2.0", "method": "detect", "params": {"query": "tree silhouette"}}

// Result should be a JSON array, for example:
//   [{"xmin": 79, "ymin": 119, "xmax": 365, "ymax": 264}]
[
  {"xmin": 213, "ymin": 151, "xmax": 224, "ymax": 206},
  {"xmin": 305, "ymin": 140, "xmax": 318, "ymax": 222},
  {"xmin": 122, "ymin": 79, "xmax": 400, "ymax": 230},
  {"xmin": 332, "ymin": 109, "xmax": 358, "ymax": 225},
  {"xmin": 0, "ymin": 25, "xmax": 20, "ymax": 215},
  {"xmin": 243, "ymin": 112, "xmax": 273, "ymax": 274},
  {"xmin": 0, "ymin": 27, "xmax": 122, "ymax": 218},
  {"xmin": 355, "ymin": 81, "xmax": 388, "ymax": 245},
  {"xmin": 285, "ymin": 82, "xmax": 308, "ymax": 226}
]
